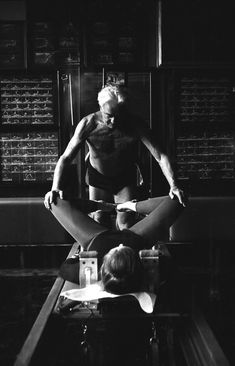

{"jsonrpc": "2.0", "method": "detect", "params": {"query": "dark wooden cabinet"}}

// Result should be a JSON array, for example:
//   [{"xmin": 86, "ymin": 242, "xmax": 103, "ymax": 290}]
[
  {"xmin": 160, "ymin": 0, "xmax": 235, "ymax": 66},
  {"xmin": 152, "ymin": 68, "xmax": 235, "ymax": 196}
]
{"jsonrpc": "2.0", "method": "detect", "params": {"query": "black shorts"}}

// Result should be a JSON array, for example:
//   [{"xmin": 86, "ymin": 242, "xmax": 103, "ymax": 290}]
[{"xmin": 86, "ymin": 161, "xmax": 137, "ymax": 194}]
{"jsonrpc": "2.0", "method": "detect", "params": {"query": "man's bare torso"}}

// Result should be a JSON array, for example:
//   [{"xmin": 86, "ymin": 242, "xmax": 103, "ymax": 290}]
[{"xmin": 84, "ymin": 111, "xmax": 139, "ymax": 176}]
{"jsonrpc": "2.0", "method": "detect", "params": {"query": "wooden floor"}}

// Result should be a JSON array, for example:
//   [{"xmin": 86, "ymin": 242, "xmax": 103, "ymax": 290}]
[
  {"xmin": 0, "ymin": 273, "xmax": 57, "ymax": 366},
  {"xmin": 198, "ymin": 275, "xmax": 235, "ymax": 365}
]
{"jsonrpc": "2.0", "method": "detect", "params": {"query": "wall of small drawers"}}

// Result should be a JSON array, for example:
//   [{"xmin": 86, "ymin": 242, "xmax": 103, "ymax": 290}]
[
  {"xmin": 0, "ymin": 75, "xmax": 58, "ymax": 184},
  {"xmin": 176, "ymin": 75, "xmax": 235, "ymax": 183}
]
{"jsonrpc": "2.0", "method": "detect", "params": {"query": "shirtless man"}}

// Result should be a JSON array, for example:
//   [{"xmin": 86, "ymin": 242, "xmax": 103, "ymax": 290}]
[{"xmin": 44, "ymin": 85, "xmax": 186, "ymax": 229}]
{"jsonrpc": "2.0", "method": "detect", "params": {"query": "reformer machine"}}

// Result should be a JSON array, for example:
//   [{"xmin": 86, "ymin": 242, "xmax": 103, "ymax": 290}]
[
  {"xmin": 55, "ymin": 243, "xmax": 180, "ymax": 366},
  {"xmin": 14, "ymin": 196, "xmax": 235, "ymax": 366},
  {"xmin": 14, "ymin": 241, "xmax": 230, "ymax": 366}
]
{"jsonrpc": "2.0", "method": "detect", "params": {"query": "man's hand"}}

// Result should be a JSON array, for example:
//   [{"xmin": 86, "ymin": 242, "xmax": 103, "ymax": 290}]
[
  {"xmin": 169, "ymin": 186, "xmax": 186, "ymax": 207},
  {"xmin": 44, "ymin": 190, "xmax": 63, "ymax": 210}
]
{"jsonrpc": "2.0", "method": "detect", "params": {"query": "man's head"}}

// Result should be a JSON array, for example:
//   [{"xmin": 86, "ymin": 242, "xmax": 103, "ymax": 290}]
[
  {"xmin": 100, "ymin": 244, "xmax": 144, "ymax": 294},
  {"xmin": 97, "ymin": 85, "xmax": 128, "ymax": 124}
]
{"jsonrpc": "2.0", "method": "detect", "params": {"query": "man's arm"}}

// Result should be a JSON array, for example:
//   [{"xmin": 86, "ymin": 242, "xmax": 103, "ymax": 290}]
[
  {"xmin": 45, "ymin": 117, "xmax": 91, "ymax": 208},
  {"xmin": 138, "ymin": 124, "xmax": 186, "ymax": 206}
]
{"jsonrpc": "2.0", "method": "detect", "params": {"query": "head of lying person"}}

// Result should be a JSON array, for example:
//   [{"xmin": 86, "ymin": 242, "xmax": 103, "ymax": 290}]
[{"xmin": 100, "ymin": 244, "xmax": 145, "ymax": 294}]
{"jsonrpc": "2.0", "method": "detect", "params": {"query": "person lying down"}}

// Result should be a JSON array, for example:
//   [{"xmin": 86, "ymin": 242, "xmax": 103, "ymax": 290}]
[{"xmin": 44, "ymin": 192, "xmax": 184, "ymax": 299}]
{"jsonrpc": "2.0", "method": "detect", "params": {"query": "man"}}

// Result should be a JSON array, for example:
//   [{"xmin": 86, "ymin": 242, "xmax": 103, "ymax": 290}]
[{"xmin": 44, "ymin": 85, "xmax": 186, "ymax": 229}]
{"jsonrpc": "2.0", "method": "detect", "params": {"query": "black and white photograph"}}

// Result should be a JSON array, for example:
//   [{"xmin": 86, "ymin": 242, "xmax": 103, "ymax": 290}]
[{"xmin": 0, "ymin": 1, "xmax": 234, "ymax": 365}]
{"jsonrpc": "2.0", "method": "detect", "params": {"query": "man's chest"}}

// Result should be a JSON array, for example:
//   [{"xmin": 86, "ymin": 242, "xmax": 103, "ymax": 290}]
[{"xmin": 87, "ymin": 127, "xmax": 137, "ymax": 152}]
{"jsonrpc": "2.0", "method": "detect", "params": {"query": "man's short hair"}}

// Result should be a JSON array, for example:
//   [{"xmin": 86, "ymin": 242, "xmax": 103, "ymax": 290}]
[{"xmin": 97, "ymin": 85, "xmax": 128, "ymax": 106}]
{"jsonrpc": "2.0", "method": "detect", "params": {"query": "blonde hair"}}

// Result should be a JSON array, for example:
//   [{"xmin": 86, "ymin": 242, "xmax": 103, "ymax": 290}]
[{"xmin": 97, "ymin": 85, "xmax": 127, "ymax": 106}]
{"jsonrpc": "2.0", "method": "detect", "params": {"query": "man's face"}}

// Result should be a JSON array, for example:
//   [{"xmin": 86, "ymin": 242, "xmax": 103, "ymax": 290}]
[{"xmin": 100, "ymin": 99, "xmax": 119, "ymax": 126}]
